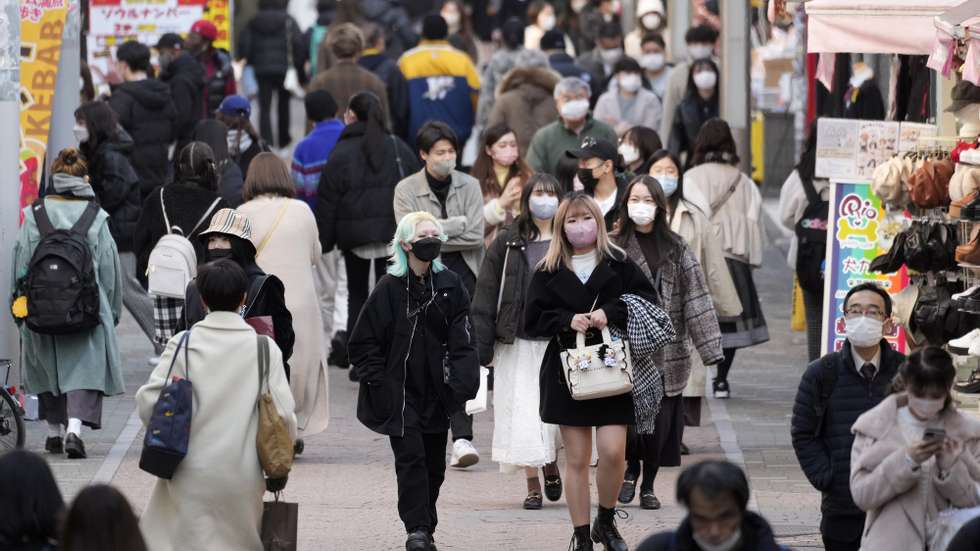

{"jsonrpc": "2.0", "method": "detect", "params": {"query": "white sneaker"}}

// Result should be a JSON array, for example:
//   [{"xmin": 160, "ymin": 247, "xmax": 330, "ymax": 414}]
[
  {"xmin": 449, "ymin": 439, "xmax": 479, "ymax": 468},
  {"xmin": 951, "ymin": 329, "xmax": 980, "ymax": 355}
]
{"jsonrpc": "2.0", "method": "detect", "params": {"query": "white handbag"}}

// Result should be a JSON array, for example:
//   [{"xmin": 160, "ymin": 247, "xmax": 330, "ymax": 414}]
[
  {"xmin": 465, "ymin": 366, "xmax": 490, "ymax": 415},
  {"xmin": 560, "ymin": 327, "xmax": 634, "ymax": 400}
]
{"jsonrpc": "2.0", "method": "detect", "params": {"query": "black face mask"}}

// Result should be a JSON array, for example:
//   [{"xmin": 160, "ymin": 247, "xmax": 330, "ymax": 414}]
[
  {"xmin": 207, "ymin": 248, "xmax": 234, "ymax": 262},
  {"xmin": 411, "ymin": 237, "xmax": 442, "ymax": 262},
  {"xmin": 577, "ymin": 167, "xmax": 600, "ymax": 193}
]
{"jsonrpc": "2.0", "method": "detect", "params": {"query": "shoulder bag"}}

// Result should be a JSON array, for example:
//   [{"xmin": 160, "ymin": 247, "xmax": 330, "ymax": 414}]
[
  {"xmin": 256, "ymin": 335, "xmax": 294, "ymax": 491},
  {"xmin": 139, "ymin": 331, "xmax": 192, "ymax": 479}
]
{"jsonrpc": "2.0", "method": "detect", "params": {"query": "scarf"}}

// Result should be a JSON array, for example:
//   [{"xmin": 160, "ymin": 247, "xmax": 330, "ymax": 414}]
[
  {"xmin": 51, "ymin": 173, "xmax": 96, "ymax": 198},
  {"xmin": 227, "ymin": 129, "xmax": 252, "ymax": 156},
  {"xmin": 609, "ymin": 293, "xmax": 675, "ymax": 434}
]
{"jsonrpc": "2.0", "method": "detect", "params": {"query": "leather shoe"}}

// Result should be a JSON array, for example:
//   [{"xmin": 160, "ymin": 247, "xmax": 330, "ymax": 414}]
[
  {"xmin": 618, "ymin": 476, "xmax": 636, "ymax": 504},
  {"xmin": 591, "ymin": 509, "xmax": 629, "ymax": 551},
  {"xmin": 45, "ymin": 436, "xmax": 63, "ymax": 454},
  {"xmin": 65, "ymin": 433, "xmax": 86, "ymax": 459},
  {"xmin": 293, "ymin": 438, "xmax": 304, "ymax": 456},
  {"xmin": 406, "ymin": 529, "xmax": 432, "ymax": 551},
  {"xmin": 951, "ymin": 190, "xmax": 979, "ymax": 219},
  {"xmin": 543, "ymin": 464, "xmax": 562, "ymax": 502},
  {"xmin": 640, "ymin": 490, "xmax": 661, "ymax": 510}
]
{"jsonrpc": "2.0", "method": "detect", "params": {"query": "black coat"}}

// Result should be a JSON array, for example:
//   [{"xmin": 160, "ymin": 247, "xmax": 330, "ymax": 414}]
[
  {"xmin": 86, "ymin": 131, "xmax": 141, "ymax": 252},
  {"xmin": 668, "ymin": 94, "xmax": 719, "ymax": 165},
  {"xmin": 133, "ymin": 182, "xmax": 228, "ymax": 279},
  {"xmin": 349, "ymin": 270, "xmax": 481, "ymax": 437},
  {"xmin": 180, "ymin": 263, "xmax": 295, "ymax": 374},
  {"xmin": 471, "ymin": 224, "xmax": 534, "ymax": 363},
  {"xmin": 217, "ymin": 159, "xmax": 245, "ymax": 208},
  {"xmin": 159, "ymin": 53, "xmax": 205, "ymax": 150},
  {"xmin": 238, "ymin": 9, "xmax": 304, "ymax": 79},
  {"xmin": 107, "ymin": 79, "xmax": 177, "ymax": 198},
  {"xmin": 359, "ymin": 53, "xmax": 411, "ymax": 140},
  {"xmin": 636, "ymin": 512, "xmax": 781, "ymax": 551},
  {"xmin": 791, "ymin": 340, "xmax": 904, "ymax": 522},
  {"xmin": 524, "ymin": 251, "xmax": 656, "ymax": 426},
  {"xmin": 315, "ymin": 123, "xmax": 420, "ymax": 252}
]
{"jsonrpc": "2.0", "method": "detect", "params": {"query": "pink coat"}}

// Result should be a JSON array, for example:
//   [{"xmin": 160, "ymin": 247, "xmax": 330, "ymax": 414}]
[{"xmin": 850, "ymin": 394, "xmax": 980, "ymax": 550}]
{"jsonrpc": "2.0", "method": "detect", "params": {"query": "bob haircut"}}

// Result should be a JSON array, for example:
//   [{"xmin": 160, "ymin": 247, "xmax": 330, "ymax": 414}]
[
  {"xmin": 891, "ymin": 347, "xmax": 957, "ymax": 411},
  {"xmin": 515, "ymin": 173, "xmax": 564, "ymax": 242},
  {"xmin": 539, "ymin": 192, "xmax": 624, "ymax": 272},
  {"xmin": 243, "ymin": 152, "xmax": 297, "ymax": 201},
  {"xmin": 388, "ymin": 211, "xmax": 448, "ymax": 277},
  {"xmin": 0, "ymin": 450, "xmax": 64, "ymax": 546}
]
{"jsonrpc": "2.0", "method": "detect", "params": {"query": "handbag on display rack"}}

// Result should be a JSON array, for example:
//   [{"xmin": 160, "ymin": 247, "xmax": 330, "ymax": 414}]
[{"xmin": 560, "ymin": 327, "xmax": 635, "ymax": 401}]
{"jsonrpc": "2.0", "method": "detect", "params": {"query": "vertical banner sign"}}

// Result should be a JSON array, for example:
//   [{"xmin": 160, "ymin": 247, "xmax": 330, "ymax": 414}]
[
  {"xmin": 821, "ymin": 181, "xmax": 910, "ymax": 356},
  {"xmin": 19, "ymin": 0, "xmax": 68, "ymax": 221}
]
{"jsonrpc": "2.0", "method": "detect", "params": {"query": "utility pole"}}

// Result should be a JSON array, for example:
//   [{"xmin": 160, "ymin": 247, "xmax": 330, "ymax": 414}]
[{"xmin": 720, "ymin": 0, "xmax": 752, "ymax": 175}]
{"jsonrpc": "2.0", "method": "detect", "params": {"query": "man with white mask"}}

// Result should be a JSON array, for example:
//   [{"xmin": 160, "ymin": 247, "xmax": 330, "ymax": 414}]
[
  {"xmin": 659, "ymin": 25, "xmax": 718, "ymax": 140},
  {"xmin": 636, "ymin": 460, "xmax": 783, "ymax": 551},
  {"xmin": 790, "ymin": 283, "xmax": 905, "ymax": 551},
  {"xmin": 527, "ymin": 77, "xmax": 617, "ymax": 176},
  {"xmin": 576, "ymin": 21, "xmax": 625, "ymax": 104}
]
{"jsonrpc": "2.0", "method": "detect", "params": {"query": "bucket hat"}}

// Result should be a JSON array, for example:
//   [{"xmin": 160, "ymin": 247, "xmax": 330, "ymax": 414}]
[{"xmin": 198, "ymin": 208, "xmax": 256, "ymax": 255}]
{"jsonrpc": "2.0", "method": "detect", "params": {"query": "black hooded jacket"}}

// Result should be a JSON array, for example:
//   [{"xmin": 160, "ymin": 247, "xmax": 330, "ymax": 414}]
[
  {"xmin": 108, "ymin": 79, "xmax": 177, "ymax": 198},
  {"xmin": 86, "ymin": 130, "xmax": 142, "ymax": 252},
  {"xmin": 159, "ymin": 53, "xmax": 205, "ymax": 150},
  {"xmin": 238, "ymin": 9, "xmax": 304, "ymax": 78}
]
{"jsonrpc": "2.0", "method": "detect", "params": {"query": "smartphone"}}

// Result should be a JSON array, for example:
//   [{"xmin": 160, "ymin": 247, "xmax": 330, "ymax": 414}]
[{"xmin": 923, "ymin": 427, "xmax": 946, "ymax": 443}]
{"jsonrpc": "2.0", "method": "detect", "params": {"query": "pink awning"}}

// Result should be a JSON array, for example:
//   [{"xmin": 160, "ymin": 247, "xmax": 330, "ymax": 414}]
[{"xmin": 805, "ymin": 0, "xmax": 967, "ymax": 54}]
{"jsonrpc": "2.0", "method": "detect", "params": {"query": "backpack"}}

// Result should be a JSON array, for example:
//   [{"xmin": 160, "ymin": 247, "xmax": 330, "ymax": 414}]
[
  {"xmin": 139, "ymin": 330, "xmax": 193, "ymax": 479},
  {"xmin": 146, "ymin": 189, "xmax": 221, "ymax": 299},
  {"xmin": 24, "ymin": 199, "xmax": 101, "ymax": 335},
  {"xmin": 794, "ymin": 176, "xmax": 829, "ymax": 295}
]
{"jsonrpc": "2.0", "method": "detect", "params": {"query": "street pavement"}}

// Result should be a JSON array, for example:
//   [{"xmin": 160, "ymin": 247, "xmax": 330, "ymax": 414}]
[{"xmin": 17, "ymin": 199, "xmax": 829, "ymax": 550}]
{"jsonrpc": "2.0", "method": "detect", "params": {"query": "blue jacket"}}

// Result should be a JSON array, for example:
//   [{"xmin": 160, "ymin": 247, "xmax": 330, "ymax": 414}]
[{"xmin": 290, "ymin": 119, "xmax": 345, "ymax": 209}]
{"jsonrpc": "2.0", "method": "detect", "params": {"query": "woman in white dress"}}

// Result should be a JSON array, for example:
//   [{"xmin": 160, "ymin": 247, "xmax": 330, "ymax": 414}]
[
  {"xmin": 470, "ymin": 174, "xmax": 563, "ymax": 510},
  {"xmin": 238, "ymin": 153, "xmax": 329, "ymax": 449}
]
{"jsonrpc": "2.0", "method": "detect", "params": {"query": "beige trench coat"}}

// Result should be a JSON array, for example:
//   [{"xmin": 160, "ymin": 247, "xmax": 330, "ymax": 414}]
[
  {"xmin": 239, "ymin": 195, "xmax": 329, "ymax": 436},
  {"xmin": 137, "ymin": 312, "xmax": 297, "ymax": 551},
  {"xmin": 851, "ymin": 394, "xmax": 980, "ymax": 551}
]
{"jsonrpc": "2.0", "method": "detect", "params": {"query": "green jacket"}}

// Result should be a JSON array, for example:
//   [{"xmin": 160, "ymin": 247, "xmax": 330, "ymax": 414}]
[
  {"xmin": 526, "ymin": 116, "xmax": 617, "ymax": 176},
  {"xmin": 12, "ymin": 197, "xmax": 124, "ymax": 397}
]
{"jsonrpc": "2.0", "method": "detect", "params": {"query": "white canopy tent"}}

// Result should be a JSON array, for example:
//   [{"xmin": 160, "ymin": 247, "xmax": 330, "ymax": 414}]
[{"xmin": 804, "ymin": 0, "xmax": 967, "ymax": 54}]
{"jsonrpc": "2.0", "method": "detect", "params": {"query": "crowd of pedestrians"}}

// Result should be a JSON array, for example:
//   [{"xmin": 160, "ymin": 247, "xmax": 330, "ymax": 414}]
[{"xmin": 8, "ymin": 2, "xmax": 980, "ymax": 551}]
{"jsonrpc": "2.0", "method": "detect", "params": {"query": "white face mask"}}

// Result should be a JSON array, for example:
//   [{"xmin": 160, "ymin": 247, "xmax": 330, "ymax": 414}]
[
  {"xmin": 529, "ymin": 195, "xmax": 559, "ymax": 220},
  {"xmin": 442, "ymin": 11, "xmax": 461, "ymax": 29},
  {"xmin": 689, "ymin": 43, "xmax": 714, "ymax": 60},
  {"xmin": 560, "ymin": 99, "xmax": 590, "ymax": 121},
  {"xmin": 844, "ymin": 316, "xmax": 883, "ymax": 348},
  {"xmin": 908, "ymin": 395, "xmax": 946, "ymax": 420},
  {"xmin": 693, "ymin": 70, "xmax": 717, "ymax": 91},
  {"xmin": 571, "ymin": 0, "xmax": 588, "ymax": 13},
  {"xmin": 641, "ymin": 13, "xmax": 662, "ymax": 30},
  {"xmin": 539, "ymin": 13, "xmax": 556, "ymax": 31},
  {"xmin": 640, "ymin": 52, "xmax": 665, "ymax": 72},
  {"xmin": 628, "ymin": 203, "xmax": 656, "ymax": 226},
  {"xmin": 693, "ymin": 529, "xmax": 742, "ymax": 551},
  {"xmin": 618, "ymin": 143, "xmax": 640, "ymax": 165},
  {"xmin": 619, "ymin": 73, "xmax": 642, "ymax": 93},
  {"xmin": 657, "ymin": 175, "xmax": 678, "ymax": 196},
  {"xmin": 73, "ymin": 124, "xmax": 89, "ymax": 143},
  {"xmin": 600, "ymin": 48, "xmax": 623, "ymax": 65}
]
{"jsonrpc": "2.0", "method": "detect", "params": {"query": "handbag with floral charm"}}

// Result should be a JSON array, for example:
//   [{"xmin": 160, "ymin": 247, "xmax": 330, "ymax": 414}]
[{"xmin": 560, "ymin": 325, "xmax": 635, "ymax": 400}]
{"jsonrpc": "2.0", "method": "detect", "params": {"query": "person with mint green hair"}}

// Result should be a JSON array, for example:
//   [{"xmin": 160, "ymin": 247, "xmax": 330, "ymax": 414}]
[{"xmin": 348, "ymin": 211, "xmax": 480, "ymax": 551}]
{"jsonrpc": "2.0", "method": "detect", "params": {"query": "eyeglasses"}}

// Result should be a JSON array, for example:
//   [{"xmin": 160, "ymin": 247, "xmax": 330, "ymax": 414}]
[{"xmin": 844, "ymin": 306, "xmax": 885, "ymax": 319}]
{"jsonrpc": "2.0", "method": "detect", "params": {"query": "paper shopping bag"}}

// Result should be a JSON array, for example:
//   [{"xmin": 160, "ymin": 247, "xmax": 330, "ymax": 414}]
[
  {"xmin": 261, "ymin": 498, "xmax": 298, "ymax": 551},
  {"xmin": 465, "ymin": 366, "xmax": 490, "ymax": 415}
]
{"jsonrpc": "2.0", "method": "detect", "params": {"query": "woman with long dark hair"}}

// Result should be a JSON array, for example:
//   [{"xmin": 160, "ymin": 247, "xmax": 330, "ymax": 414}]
[
  {"xmin": 472, "ymin": 174, "xmax": 564, "ymax": 510},
  {"xmin": 682, "ymin": 120, "xmax": 768, "ymax": 399},
  {"xmin": 470, "ymin": 124, "xmax": 533, "ymax": 245},
  {"xmin": 619, "ymin": 125, "xmax": 662, "ymax": 175},
  {"xmin": 0, "ymin": 450, "xmax": 64, "ymax": 550},
  {"xmin": 317, "ymin": 91, "xmax": 421, "ymax": 352},
  {"xmin": 667, "ymin": 58, "xmax": 719, "ymax": 165},
  {"xmin": 193, "ymin": 118, "xmax": 245, "ymax": 207},
  {"xmin": 61, "ymin": 485, "xmax": 147, "ymax": 551},
  {"xmin": 612, "ymin": 175, "xmax": 723, "ymax": 510}
]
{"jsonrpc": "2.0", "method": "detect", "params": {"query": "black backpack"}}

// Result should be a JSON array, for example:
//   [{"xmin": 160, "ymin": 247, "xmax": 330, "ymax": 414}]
[
  {"xmin": 24, "ymin": 199, "xmax": 101, "ymax": 335},
  {"xmin": 794, "ymin": 176, "xmax": 829, "ymax": 295}
]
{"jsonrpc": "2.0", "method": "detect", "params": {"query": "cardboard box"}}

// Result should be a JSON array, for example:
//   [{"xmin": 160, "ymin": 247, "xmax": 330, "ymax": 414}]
[{"xmin": 763, "ymin": 57, "xmax": 794, "ymax": 88}]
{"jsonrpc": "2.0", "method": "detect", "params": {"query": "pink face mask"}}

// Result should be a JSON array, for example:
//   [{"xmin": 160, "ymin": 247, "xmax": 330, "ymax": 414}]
[
  {"xmin": 493, "ymin": 146, "xmax": 519, "ymax": 167},
  {"xmin": 565, "ymin": 219, "xmax": 598, "ymax": 248}
]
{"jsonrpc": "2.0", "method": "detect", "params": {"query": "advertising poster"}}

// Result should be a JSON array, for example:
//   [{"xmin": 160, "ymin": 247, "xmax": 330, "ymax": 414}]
[
  {"xmin": 815, "ymin": 118, "xmax": 937, "ymax": 181},
  {"xmin": 821, "ymin": 181, "xmax": 910, "ymax": 356},
  {"xmin": 87, "ymin": 0, "xmax": 231, "ymax": 91},
  {"xmin": 19, "ymin": 0, "xmax": 69, "ymax": 220}
]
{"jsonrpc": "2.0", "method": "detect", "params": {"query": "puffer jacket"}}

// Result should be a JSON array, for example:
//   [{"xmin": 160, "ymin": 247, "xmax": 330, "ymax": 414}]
[
  {"xmin": 349, "ymin": 269, "xmax": 480, "ymax": 437},
  {"xmin": 315, "ymin": 122, "xmax": 420, "ymax": 252},
  {"xmin": 238, "ymin": 9, "xmax": 304, "ymax": 78},
  {"xmin": 791, "ymin": 340, "xmax": 903, "ymax": 519},
  {"xmin": 86, "ymin": 130, "xmax": 142, "ymax": 252},
  {"xmin": 107, "ymin": 78, "xmax": 177, "ymax": 198},
  {"xmin": 159, "ymin": 53, "xmax": 205, "ymax": 150},
  {"xmin": 636, "ymin": 512, "xmax": 781, "ymax": 551},
  {"xmin": 487, "ymin": 66, "xmax": 560, "ymax": 156}
]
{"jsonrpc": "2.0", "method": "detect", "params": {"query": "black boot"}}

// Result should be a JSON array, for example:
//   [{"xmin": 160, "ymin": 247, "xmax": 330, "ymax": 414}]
[
  {"xmin": 569, "ymin": 525, "xmax": 593, "ymax": 551},
  {"xmin": 591, "ymin": 506, "xmax": 628, "ymax": 551},
  {"xmin": 405, "ymin": 528, "xmax": 432, "ymax": 551}
]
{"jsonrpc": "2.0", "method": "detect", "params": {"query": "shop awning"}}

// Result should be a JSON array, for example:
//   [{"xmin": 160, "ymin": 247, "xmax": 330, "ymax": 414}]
[{"xmin": 805, "ymin": 0, "xmax": 967, "ymax": 54}]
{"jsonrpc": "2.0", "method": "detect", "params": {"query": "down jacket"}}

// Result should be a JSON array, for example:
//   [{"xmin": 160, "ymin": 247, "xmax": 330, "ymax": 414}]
[
  {"xmin": 486, "ymin": 66, "xmax": 560, "ymax": 156},
  {"xmin": 791, "ymin": 340, "xmax": 903, "ymax": 520},
  {"xmin": 315, "ymin": 122, "xmax": 420, "ymax": 253},
  {"xmin": 159, "ymin": 53, "xmax": 205, "ymax": 151},
  {"xmin": 238, "ymin": 9, "xmax": 304, "ymax": 78},
  {"xmin": 86, "ymin": 131, "xmax": 142, "ymax": 252},
  {"xmin": 349, "ymin": 269, "xmax": 481, "ymax": 437},
  {"xmin": 107, "ymin": 78, "xmax": 177, "ymax": 198}
]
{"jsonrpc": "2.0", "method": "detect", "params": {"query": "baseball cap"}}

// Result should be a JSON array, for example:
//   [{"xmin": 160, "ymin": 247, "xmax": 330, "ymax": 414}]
[
  {"xmin": 218, "ymin": 95, "xmax": 251, "ymax": 118},
  {"xmin": 155, "ymin": 33, "xmax": 183, "ymax": 50},
  {"xmin": 190, "ymin": 20, "xmax": 219, "ymax": 41},
  {"xmin": 567, "ymin": 136, "xmax": 618, "ymax": 162}
]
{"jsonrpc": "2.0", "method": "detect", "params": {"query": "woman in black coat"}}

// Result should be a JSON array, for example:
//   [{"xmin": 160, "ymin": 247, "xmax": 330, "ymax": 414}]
[
  {"xmin": 193, "ymin": 119, "xmax": 245, "ymax": 207},
  {"xmin": 524, "ymin": 192, "xmax": 655, "ymax": 551},
  {"xmin": 668, "ymin": 58, "xmax": 720, "ymax": 167},
  {"xmin": 317, "ymin": 91, "xmax": 420, "ymax": 338},
  {"xmin": 348, "ymin": 211, "xmax": 479, "ymax": 551}
]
